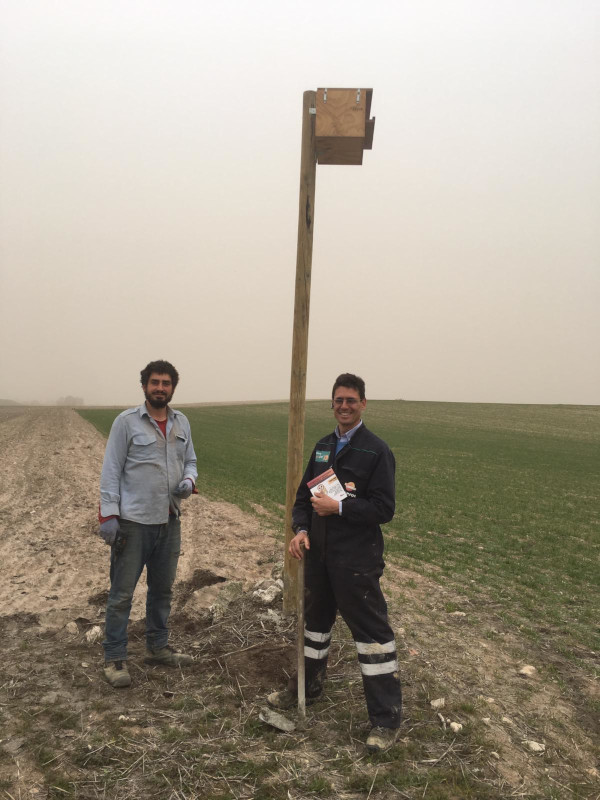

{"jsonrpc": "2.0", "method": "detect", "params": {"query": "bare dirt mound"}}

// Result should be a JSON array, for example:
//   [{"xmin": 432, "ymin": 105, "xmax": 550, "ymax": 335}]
[{"xmin": 0, "ymin": 408, "xmax": 598, "ymax": 799}]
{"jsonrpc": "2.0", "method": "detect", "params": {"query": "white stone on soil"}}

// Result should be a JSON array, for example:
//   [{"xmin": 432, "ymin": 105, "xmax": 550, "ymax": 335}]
[
  {"xmin": 523, "ymin": 740, "xmax": 545, "ymax": 753},
  {"xmin": 85, "ymin": 625, "xmax": 103, "ymax": 644},
  {"xmin": 518, "ymin": 665, "xmax": 537, "ymax": 677},
  {"xmin": 252, "ymin": 581, "xmax": 283, "ymax": 606}
]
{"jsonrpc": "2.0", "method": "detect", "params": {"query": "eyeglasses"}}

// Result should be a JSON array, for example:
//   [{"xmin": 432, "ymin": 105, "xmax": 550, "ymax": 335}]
[{"xmin": 333, "ymin": 398, "xmax": 361, "ymax": 406}]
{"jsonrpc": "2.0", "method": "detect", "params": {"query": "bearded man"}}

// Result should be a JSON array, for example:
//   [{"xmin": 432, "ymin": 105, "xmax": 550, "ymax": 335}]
[{"xmin": 98, "ymin": 360, "xmax": 197, "ymax": 687}]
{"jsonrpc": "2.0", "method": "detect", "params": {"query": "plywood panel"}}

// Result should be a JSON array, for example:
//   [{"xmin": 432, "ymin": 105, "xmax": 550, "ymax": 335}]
[
  {"xmin": 315, "ymin": 88, "xmax": 374, "ymax": 165},
  {"xmin": 316, "ymin": 137, "xmax": 364, "ymax": 165},
  {"xmin": 315, "ymin": 88, "xmax": 367, "ymax": 138}
]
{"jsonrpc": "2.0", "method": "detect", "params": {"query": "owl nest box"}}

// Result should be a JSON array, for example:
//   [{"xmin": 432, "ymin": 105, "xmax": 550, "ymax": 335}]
[{"xmin": 314, "ymin": 88, "xmax": 375, "ymax": 165}]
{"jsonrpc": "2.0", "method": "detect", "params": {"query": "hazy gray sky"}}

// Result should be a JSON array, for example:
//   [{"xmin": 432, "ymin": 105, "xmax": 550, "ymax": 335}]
[{"xmin": 1, "ymin": 0, "xmax": 598, "ymax": 406}]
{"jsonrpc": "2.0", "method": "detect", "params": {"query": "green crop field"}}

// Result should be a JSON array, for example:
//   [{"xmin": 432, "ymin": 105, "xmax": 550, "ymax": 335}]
[{"xmin": 80, "ymin": 401, "xmax": 600, "ymax": 660}]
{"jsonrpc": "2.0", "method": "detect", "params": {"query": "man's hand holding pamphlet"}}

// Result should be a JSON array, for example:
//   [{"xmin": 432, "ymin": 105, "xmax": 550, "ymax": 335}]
[{"xmin": 307, "ymin": 468, "xmax": 347, "ymax": 501}]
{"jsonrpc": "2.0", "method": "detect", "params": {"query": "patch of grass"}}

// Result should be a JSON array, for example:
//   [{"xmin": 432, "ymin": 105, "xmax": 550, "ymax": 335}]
[
  {"xmin": 444, "ymin": 601, "xmax": 462, "ymax": 613},
  {"xmin": 48, "ymin": 708, "xmax": 79, "ymax": 730},
  {"xmin": 390, "ymin": 767, "xmax": 500, "ymax": 799},
  {"xmin": 171, "ymin": 695, "xmax": 201, "ymax": 712},
  {"xmin": 160, "ymin": 724, "xmax": 188, "ymax": 743},
  {"xmin": 243, "ymin": 715, "xmax": 270, "ymax": 737},
  {"xmin": 304, "ymin": 774, "xmax": 334, "ymax": 795},
  {"xmin": 47, "ymin": 776, "xmax": 73, "ymax": 798},
  {"xmin": 587, "ymin": 698, "xmax": 600, "ymax": 716},
  {"xmin": 36, "ymin": 746, "xmax": 57, "ymax": 767},
  {"xmin": 346, "ymin": 772, "xmax": 386, "ymax": 792}
]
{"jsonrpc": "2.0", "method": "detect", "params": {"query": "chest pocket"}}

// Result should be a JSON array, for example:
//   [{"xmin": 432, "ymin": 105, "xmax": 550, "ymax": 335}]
[
  {"xmin": 130, "ymin": 433, "xmax": 157, "ymax": 462},
  {"xmin": 175, "ymin": 433, "xmax": 188, "ymax": 455}
]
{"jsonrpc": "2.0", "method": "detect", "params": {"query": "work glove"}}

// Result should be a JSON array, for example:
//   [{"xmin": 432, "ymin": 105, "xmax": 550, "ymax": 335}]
[
  {"xmin": 173, "ymin": 478, "xmax": 193, "ymax": 499},
  {"xmin": 99, "ymin": 517, "xmax": 120, "ymax": 545}
]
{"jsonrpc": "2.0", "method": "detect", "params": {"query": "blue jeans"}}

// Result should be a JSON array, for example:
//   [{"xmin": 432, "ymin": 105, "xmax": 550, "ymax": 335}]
[{"xmin": 103, "ymin": 516, "xmax": 181, "ymax": 662}]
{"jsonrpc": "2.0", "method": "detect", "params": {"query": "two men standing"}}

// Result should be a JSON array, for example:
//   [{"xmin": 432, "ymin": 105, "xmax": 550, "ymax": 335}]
[
  {"xmin": 98, "ymin": 360, "xmax": 197, "ymax": 688},
  {"xmin": 97, "ymin": 365, "xmax": 401, "ymax": 752}
]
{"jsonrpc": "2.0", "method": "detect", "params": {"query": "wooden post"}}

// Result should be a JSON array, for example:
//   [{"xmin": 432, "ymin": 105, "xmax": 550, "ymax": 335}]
[
  {"xmin": 283, "ymin": 90, "xmax": 317, "ymax": 614},
  {"xmin": 297, "ymin": 554, "xmax": 306, "ymax": 718}
]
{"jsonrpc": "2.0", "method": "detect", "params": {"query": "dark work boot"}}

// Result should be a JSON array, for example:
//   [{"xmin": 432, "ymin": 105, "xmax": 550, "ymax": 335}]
[{"xmin": 103, "ymin": 660, "xmax": 131, "ymax": 688}]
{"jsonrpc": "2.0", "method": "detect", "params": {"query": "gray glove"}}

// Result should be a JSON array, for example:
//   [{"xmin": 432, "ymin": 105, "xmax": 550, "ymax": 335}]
[
  {"xmin": 99, "ymin": 517, "xmax": 120, "ymax": 545},
  {"xmin": 173, "ymin": 478, "xmax": 193, "ymax": 499}
]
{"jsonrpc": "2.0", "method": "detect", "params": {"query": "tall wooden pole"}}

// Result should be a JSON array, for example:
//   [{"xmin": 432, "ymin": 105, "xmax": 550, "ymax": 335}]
[
  {"xmin": 283, "ymin": 90, "xmax": 317, "ymax": 613},
  {"xmin": 297, "ymin": 554, "xmax": 306, "ymax": 717}
]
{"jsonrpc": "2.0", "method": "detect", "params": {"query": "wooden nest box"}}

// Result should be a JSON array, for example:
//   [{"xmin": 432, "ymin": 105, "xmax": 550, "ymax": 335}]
[{"xmin": 315, "ymin": 88, "xmax": 375, "ymax": 165}]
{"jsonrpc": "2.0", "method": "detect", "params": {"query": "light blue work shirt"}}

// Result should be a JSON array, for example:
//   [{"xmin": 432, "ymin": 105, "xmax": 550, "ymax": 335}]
[
  {"xmin": 100, "ymin": 403, "xmax": 198, "ymax": 525},
  {"xmin": 334, "ymin": 419, "xmax": 363, "ymax": 454}
]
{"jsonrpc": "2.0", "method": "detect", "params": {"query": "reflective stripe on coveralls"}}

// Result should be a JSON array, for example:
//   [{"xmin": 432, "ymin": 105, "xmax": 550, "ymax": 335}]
[
  {"xmin": 356, "ymin": 639, "xmax": 398, "ymax": 676},
  {"xmin": 304, "ymin": 628, "xmax": 331, "ymax": 660}
]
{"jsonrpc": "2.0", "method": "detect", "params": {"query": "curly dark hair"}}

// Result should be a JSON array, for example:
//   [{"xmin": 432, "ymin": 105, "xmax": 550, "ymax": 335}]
[
  {"xmin": 140, "ymin": 360, "xmax": 179, "ymax": 390},
  {"xmin": 331, "ymin": 373, "xmax": 366, "ymax": 401}
]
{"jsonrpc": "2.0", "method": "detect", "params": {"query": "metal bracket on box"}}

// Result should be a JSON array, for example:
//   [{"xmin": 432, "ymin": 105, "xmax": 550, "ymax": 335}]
[{"xmin": 321, "ymin": 88, "xmax": 362, "ymax": 104}]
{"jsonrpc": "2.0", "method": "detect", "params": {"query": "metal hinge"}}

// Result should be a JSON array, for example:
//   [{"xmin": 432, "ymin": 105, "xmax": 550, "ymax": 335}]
[{"xmin": 356, "ymin": 89, "xmax": 361, "ymax": 103}]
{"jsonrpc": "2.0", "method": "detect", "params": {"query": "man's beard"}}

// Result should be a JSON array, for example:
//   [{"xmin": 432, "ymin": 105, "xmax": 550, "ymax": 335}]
[{"xmin": 145, "ymin": 390, "xmax": 173, "ymax": 409}]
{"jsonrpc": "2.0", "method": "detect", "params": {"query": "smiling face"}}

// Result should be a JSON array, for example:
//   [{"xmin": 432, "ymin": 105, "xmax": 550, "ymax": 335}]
[
  {"xmin": 143, "ymin": 373, "xmax": 174, "ymax": 409},
  {"xmin": 332, "ymin": 386, "xmax": 367, "ymax": 434}
]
